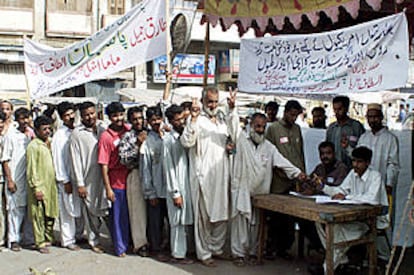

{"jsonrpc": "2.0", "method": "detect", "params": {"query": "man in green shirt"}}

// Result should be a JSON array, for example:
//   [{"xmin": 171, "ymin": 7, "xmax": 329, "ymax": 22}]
[{"xmin": 26, "ymin": 115, "xmax": 58, "ymax": 254}]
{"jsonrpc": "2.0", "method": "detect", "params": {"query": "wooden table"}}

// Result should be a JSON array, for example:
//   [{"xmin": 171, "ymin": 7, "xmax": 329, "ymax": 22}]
[{"xmin": 253, "ymin": 194, "xmax": 383, "ymax": 275}]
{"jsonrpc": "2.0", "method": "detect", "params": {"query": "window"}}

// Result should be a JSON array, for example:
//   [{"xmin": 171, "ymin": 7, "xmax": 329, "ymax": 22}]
[
  {"xmin": 0, "ymin": 0, "xmax": 32, "ymax": 8},
  {"xmin": 109, "ymin": 0, "xmax": 124, "ymax": 15},
  {"xmin": 47, "ymin": 0, "xmax": 92, "ymax": 13}
]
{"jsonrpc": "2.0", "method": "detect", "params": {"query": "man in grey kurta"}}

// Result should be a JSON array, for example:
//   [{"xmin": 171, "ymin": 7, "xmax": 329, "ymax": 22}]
[
  {"xmin": 69, "ymin": 102, "xmax": 108, "ymax": 253},
  {"xmin": 326, "ymin": 96, "xmax": 365, "ymax": 168},
  {"xmin": 163, "ymin": 105, "xmax": 193, "ymax": 264},
  {"xmin": 119, "ymin": 106, "xmax": 148, "ymax": 256},
  {"xmin": 181, "ymin": 87, "xmax": 238, "ymax": 266},
  {"xmin": 140, "ymin": 106, "xmax": 168, "ymax": 260}
]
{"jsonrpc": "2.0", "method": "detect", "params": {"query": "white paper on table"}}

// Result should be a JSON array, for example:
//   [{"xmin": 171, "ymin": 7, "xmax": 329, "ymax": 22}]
[
  {"xmin": 289, "ymin": 191, "xmax": 330, "ymax": 201},
  {"xmin": 315, "ymin": 196, "xmax": 367, "ymax": 205}
]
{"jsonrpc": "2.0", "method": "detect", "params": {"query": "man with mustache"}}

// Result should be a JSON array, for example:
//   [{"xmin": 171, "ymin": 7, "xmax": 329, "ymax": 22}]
[
  {"xmin": 51, "ymin": 102, "xmax": 81, "ymax": 251},
  {"xmin": 69, "ymin": 102, "xmax": 108, "ymax": 254},
  {"xmin": 118, "ymin": 106, "xmax": 149, "ymax": 257},
  {"xmin": 181, "ymin": 87, "xmax": 238, "ymax": 267},
  {"xmin": 26, "ymin": 115, "xmax": 58, "ymax": 254},
  {"xmin": 140, "ymin": 106, "xmax": 169, "ymax": 261},
  {"xmin": 357, "ymin": 103, "xmax": 399, "ymax": 262},
  {"xmin": 2, "ymin": 107, "xmax": 34, "ymax": 251},
  {"xmin": 163, "ymin": 104, "xmax": 194, "ymax": 264},
  {"xmin": 265, "ymin": 100, "xmax": 307, "ymax": 260},
  {"xmin": 230, "ymin": 112, "xmax": 306, "ymax": 266},
  {"xmin": 310, "ymin": 141, "xmax": 348, "ymax": 188},
  {"xmin": 315, "ymin": 146, "xmax": 389, "ymax": 273}
]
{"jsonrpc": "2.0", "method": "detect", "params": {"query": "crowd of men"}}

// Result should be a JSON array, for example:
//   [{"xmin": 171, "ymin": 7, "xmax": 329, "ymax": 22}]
[{"xmin": 0, "ymin": 87, "xmax": 401, "ymax": 274}]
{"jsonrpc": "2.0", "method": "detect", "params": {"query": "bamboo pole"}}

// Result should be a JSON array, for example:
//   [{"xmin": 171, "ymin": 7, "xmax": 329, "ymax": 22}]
[
  {"xmin": 203, "ymin": 20, "xmax": 210, "ymax": 88},
  {"xmin": 163, "ymin": 0, "xmax": 172, "ymax": 101}
]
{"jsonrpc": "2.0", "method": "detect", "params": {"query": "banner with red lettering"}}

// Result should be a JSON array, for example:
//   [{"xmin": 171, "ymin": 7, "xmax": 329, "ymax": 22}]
[
  {"xmin": 24, "ymin": 0, "xmax": 166, "ymax": 99},
  {"xmin": 238, "ymin": 13, "xmax": 409, "ymax": 95}
]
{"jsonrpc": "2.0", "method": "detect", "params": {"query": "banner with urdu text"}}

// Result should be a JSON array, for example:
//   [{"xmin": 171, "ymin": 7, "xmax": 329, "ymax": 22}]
[
  {"xmin": 238, "ymin": 13, "xmax": 409, "ymax": 95},
  {"xmin": 24, "ymin": 0, "xmax": 166, "ymax": 99}
]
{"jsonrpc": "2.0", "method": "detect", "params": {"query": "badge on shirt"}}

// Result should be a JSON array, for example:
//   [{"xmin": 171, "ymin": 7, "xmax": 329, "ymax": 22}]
[
  {"xmin": 327, "ymin": 177, "xmax": 334, "ymax": 184},
  {"xmin": 113, "ymin": 138, "xmax": 120, "ymax": 147},
  {"xmin": 279, "ymin": 137, "xmax": 289, "ymax": 144},
  {"xmin": 349, "ymin": 136, "xmax": 358, "ymax": 142}
]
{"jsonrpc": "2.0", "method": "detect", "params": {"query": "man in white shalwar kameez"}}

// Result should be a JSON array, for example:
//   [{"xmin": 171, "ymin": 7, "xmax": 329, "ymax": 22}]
[
  {"xmin": 52, "ymin": 102, "xmax": 81, "ymax": 250},
  {"xmin": 2, "ymin": 108, "xmax": 34, "ymax": 251},
  {"xmin": 230, "ymin": 113, "xmax": 306, "ymax": 266},
  {"xmin": 357, "ymin": 103, "xmax": 399, "ymax": 260},
  {"xmin": 316, "ymin": 146, "xmax": 389, "ymax": 272},
  {"xmin": 69, "ymin": 102, "xmax": 108, "ymax": 253},
  {"xmin": 181, "ymin": 87, "xmax": 239, "ymax": 267},
  {"xmin": 163, "ymin": 105, "xmax": 194, "ymax": 264}
]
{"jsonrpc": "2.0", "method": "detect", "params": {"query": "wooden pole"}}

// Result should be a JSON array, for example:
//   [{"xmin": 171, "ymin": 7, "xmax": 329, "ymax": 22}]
[
  {"xmin": 163, "ymin": 0, "xmax": 172, "ymax": 101},
  {"xmin": 22, "ymin": 35, "xmax": 32, "ymax": 109},
  {"xmin": 203, "ymin": 20, "xmax": 210, "ymax": 88}
]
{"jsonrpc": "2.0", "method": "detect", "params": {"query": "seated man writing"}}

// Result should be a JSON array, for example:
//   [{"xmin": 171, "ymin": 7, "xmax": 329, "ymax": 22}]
[{"xmin": 314, "ymin": 146, "xmax": 389, "ymax": 273}]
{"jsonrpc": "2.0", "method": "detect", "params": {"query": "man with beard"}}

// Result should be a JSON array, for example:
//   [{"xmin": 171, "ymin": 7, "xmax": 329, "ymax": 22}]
[
  {"xmin": 2, "ymin": 108, "xmax": 34, "ymax": 251},
  {"xmin": 26, "ymin": 116, "xmax": 58, "ymax": 254},
  {"xmin": 98, "ymin": 102, "xmax": 130, "ymax": 257},
  {"xmin": 163, "ymin": 104, "xmax": 194, "ymax": 264},
  {"xmin": 311, "ymin": 107, "xmax": 327, "ymax": 129},
  {"xmin": 140, "ymin": 106, "xmax": 168, "ymax": 261},
  {"xmin": 118, "ymin": 106, "xmax": 149, "ymax": 257},
  {"xmin": 181, "ymin": 87, "xmax": 238, "ymax": 267},
  {"xmin": 69, "ymin": 102, "xmax": 108, "ymax": 254},
  {"xmin": 327, "ymin": 96, "xmax": 365, "ymax": 168},
  {"xmin": 230, "ymin": 113, "xmax": 306, "ymax": 266},
  {"xmin": 357, "ymin": 103, "xmax": 399, "ymax": 261},
  {"xmin": 310, "ymin": 141, "xmax": 348, "ymax": 188},
  {"xmin": 51, "ymin": 102, "xmax": 81, "ymax": 251}
]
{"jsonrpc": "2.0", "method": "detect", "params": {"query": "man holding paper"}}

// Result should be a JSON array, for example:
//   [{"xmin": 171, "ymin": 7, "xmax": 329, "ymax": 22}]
[{"xmin": 315, "ymin": 146, "xmax": 389, "ymax": 273}]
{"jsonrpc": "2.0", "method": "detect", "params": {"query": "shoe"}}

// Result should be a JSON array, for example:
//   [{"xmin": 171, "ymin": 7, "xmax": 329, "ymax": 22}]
[
  {"xmin": 118, "ymin": 252, "xmax": 126, "ymax": 257},
  {"xmin": 91, "ymin": 245, "xmax": 105, "ymax": 254},
  {"xmin": 65, "ymin": 244, "xmax": 80, "ymax": 251},
  {"xmin": 200, "ymin": 258, "xmax": 217, "ymax": 267},
  {"xmin": 10, "ymin": 242, "xmax": 22, "ymax": 252},
  {"xmin": 136, "ymin": 246, "xmax": 149, "ymax": 257},
  {"xmin": 38, "ymin": 247, "xmax": 50, "ymax": 254},
  {"xmin": 170, "ymin": 257, "xmax": 194, "ymax": 265}
]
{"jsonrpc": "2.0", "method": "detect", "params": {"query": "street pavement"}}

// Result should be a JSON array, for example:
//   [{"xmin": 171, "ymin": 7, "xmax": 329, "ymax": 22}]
[{"xmin": 1, "ymin": 228, "xmax": 413, "ymax": 275}]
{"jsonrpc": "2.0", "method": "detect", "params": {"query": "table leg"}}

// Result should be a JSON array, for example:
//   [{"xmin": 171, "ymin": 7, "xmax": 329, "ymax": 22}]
[
  {"xmin": 257, "ymin": 208, "xmax": 265, "ymax": 264},
  {"xmin": 325, "ymin": 223, "xmax": 334, "ymax": 275},
  {"xmin": 368, "ymin": 217, "xmax": 378, "ymax": 275}
]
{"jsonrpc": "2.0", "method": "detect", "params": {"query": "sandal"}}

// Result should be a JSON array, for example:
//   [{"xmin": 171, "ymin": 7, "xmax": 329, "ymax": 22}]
[
  {"xmin": 233, "ymin": 257, "xmax": 246, "ymax": 267},
  {"xmin": 201, "ymin": 258, "xmax": 217, "ymax": 267},
  {"xmin": 170, "ymin": 257, "xmax": 194, "ymax": 265},
  {"xmin": 248, "ymin": 255, "xmax": 259, "ymax": 266},
  {"xmin": 38, "ymin": 247, "xmax": 50, "ymax": 254}
]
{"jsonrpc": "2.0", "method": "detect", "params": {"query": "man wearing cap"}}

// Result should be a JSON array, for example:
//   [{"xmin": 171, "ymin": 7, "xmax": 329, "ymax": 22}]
[{"xmin": 357, "ymin": 103, "xmax": 399, "ymax": 261}]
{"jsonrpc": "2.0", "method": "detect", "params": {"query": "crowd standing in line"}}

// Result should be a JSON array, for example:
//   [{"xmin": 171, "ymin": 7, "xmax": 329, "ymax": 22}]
[{"xmin": 0, "ymin": 88, "xmax": 403, "ymax": 274}]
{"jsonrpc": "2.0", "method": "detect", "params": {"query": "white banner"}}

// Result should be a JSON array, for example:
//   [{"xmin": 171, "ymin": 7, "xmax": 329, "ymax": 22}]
[
  {"xmin": 24, "ymin": 0, "xmax": 166, "ymax": 99},
  {"xmin": 238, "ymin": 13, "xmax": 409, "ymax": 95}
]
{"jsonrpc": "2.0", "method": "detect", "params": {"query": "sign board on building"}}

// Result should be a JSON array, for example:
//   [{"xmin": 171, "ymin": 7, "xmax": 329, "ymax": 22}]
[{"xmin": 153, "ymin": 54, "xmax": 216, "ymax": 84}]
